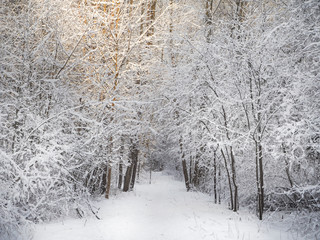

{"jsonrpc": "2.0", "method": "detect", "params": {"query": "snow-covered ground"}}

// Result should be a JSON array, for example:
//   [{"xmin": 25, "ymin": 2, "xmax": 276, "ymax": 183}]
[{"xmin": 33, "ymin": 172, "xmax": 300, "ymax": 240}]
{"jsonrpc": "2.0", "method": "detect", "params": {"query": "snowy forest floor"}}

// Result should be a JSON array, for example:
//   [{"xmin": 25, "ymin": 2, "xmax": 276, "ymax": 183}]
[{"xmin": 33, "ymin": 172, "xmax": 303, "ymax": 240}]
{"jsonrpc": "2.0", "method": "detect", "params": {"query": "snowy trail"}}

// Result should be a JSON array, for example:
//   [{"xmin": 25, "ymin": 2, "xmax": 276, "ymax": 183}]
[{"xmin": 34, "ymin": 173, "xmax": 293, "ymax": 240}]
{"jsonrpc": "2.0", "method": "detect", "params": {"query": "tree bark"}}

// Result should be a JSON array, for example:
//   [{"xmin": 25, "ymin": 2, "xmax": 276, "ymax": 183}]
[
  {"xmin": 218, "ymin": 162, "xmax": 221, "ymax": 204},
  {"xmin": 221, "ymin": 149, "xmax": 233, "ymax": 210},
  {"xmin": 123, "ymin": 164, "xmax": 132, "ymax": 192},
  {"xmin": 147, "ymin": 0, "xmax": 157, "ymax": 44},
  {"xmin": 130, "ymin": 143, "xmax": 138, "ymax": 190},
  {"xmin": 118, "ymin": 163, "xmax": 123, "ymax": 189},
  {"xmin": 105, "ymin": 167, "xmax": 112, "ymax": 199},
  {"xmin": 282, "ymin": 143, "xmax": 293, "ymax": 188},
  {"xmin": 257, "ymin": 137, "xmax": 264, "ymax": 220},
  {"xmin": 182, "ymin": 157, "xmax": 190, "ymax": 191},
  {"xmin": 189, "ymin": 158, "xmax": 193, "ymax": 186},
  {"xmin": 213, "ymin": 149, "xmax": 217, "ymax": 204},
  {"xmin": 101, "ymin": 165, "xmax": 108, "ymax": 194},
  {"xmin": 230, "ymin": 147, "xmax": 238, "ymax": 211},
  {"xmin": 180, "ymin": 138, "xmax": 190, "ymax": 191},
  {"xmin": 193, "ymin": 160, "xmax": 199, "ymax": 188}
]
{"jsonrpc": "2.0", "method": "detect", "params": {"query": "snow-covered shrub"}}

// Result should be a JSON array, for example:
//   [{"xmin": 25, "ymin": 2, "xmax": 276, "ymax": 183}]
[{"xmin": 267, "ymin": 185, "xmax": 320, "ymax": 212}]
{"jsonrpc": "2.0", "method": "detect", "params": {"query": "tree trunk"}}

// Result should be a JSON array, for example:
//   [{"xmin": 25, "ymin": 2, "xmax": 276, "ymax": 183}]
[
  {"xmin": 130, "ymin": 161, "xmax": 137, "ymax": 189},
  {"xmin": 182, "ymin": 157, "xmax": 190, "ymax": 191},
  {"xmin": 282, "ymin": 143, "xmax": 294, "ymax": 188},
  {"xmin": 189, "ymin": 158, "xmax": 193, "ymax": 186},
  {"xmin": 256, "ymin": 101, "xmax": 264, "ymax": 219},
  {"xmin": 118, "ymin": 163, "xmax": 123, "ymax": 189},
  {"xmin": 221, "ymin": 149, "xmax": 233, "ymax": 210},
  {"xmin": 101, "ymin": 165, "xmax": 108, "ymax": 194},
  {"xmin": 147, "ymin": 1, "xmax": 157, "ymax": 25},
  {"xmin": 213, "ymin": 149, "xmax": 217, "ymax": 204},
  {"xmin": 218, "ymin": 162, "xmax": 221, "ymax": 204},
  {"xmin": 123, "ymin": 164, "xmax": 132, "ymax": 192},
  {"xmin": 130, "ymin": 144, "xmax": 138, "ymax": 190},
  {"xmin": 118, "ymin": 137, "xmax": 125, "ymax": 189},
  {"xmin": 180, "ymin": 138, "xmax": 190, "ymax": 191},
  {"xmin": 257, "ymin": 138, "xmax": 264, "ymax": 220},
  {"xmin": 230, "ymin": 147, "xmax": 238, "ymax": 211},
  {"xmin": 193, "ymin": 160, "xmax": 199, "ymax": 188},
  {"xmin": 149, "ymin": 166, "xmax": 152, "ymax": 184},
  {"xmin": 137, "ymin": 157, "xmax": 141, "ymax": 180},
  {"xmin": 105, "ymin": 167, "xmax": 112, "ymax": 199},
  {"xmin": 147, "ymin": 0, "xmax": 157, "ymax": 44}
]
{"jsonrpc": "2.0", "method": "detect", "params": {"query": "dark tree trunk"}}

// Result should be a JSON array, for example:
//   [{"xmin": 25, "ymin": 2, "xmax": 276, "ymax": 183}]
[
  {"xmin": 189, "ymin": 158, "xmax": 193, "ymax": 186},
  {"xmin": 258, "ymin": 139, "xmax": 264, "ymax": 220},
  {"xmin": 123, "ymin": 164, "xmax": 132, "ymax": 192},
  {"xmin": 123, "ymin": 140, "xmax": 139, "ymax": 192},
  {"xmin": 221, "ymin": 105, "xmax": 238, "ymax": 212},
  {"xmin": 193, "ymin": 160, "xmax": 199, "ymax": 188},
  {"xmin": 91, "ymin": 168, "xmax": 98, "ymax": 194},
  {"xmin": 213, "ymin": 149, "xmax": 217, "ymax": 204},
  {"xmin": 130, "ymin": 144, "xmax": 138, "ymax": 190},
  {"xmin": 101, "ymin": 165, "xmax": 108, "ymax": 194},
  {"xmin": 182, "ymin": 157, "xmax": 190, "ymax": 191},
  {"xmin": 118, "ymin": 163, "xmax": 123, "ymax": 189},
  {"xmin": 130, "ymin": 161, "xmax": 137, "ymax": 189},
  {"xmin": 137, "ymin": 158, "xmax": 141, "ymax": 180},
  {"xmin": 230, "ymin": 147, "xmax": 238, "ymax": 211},
  {"xmin": 105, "ymin": 136, "xmax": 113, "ymax": 198},
  {"xmin": 221, "ymin": 149, "xmax": 233, "ymax": 210},
  {"xmin": 255, "ymin": 105, "xmax": 264, "ymax": 220},
  {"xmin": 118, "ymin": 137, "xmax": 125, "ymax": 189},
  {"xmin": 218, "ymin": 162, "xmax": 221, "ymax": 204},
  {"xmin": 105, "ymin": 167, "xmax": 112, "ymax": 199},
  {"xmin": 254, "ymin": 131, "xmax": 264, "ymax": 219},
  {"xmin": 180, "ymin": 138, "xmax": 190, "ymax": 191},
  {"xmin": 283, "ymin": 145, "xmax": 294, "ymax": 188}
]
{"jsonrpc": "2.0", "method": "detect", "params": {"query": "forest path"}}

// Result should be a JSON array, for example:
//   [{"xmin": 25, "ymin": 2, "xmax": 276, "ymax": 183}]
[{"xmin": 34, "ymin": 172, "xmax": 291, "ymax": 240}]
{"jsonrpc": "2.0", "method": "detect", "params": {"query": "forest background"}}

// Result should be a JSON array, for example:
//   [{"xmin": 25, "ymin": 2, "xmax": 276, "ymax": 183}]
[{"xmin": 0, "ymin": 0, "xmax": 319, "ymax": 239}]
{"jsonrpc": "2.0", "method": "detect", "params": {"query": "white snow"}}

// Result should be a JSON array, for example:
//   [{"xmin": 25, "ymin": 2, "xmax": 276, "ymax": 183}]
[{"xmin": 33, "ymin": 172, "xmax": 297, "ymax": 240}]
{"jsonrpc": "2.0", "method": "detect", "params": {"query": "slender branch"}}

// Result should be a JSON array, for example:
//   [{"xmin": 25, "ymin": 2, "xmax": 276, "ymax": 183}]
[{"xmin": 55, "ymin": 31, "xmax": 87, "ymax": 78}]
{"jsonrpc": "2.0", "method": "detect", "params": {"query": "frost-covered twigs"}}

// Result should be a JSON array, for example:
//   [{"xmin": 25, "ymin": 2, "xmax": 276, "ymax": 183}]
[
  {"xmin": 156, "ymin": 0, "xmax": 320, "ymax": 224},
  {"xmin": 1, "ymin": 0, "xmax": 319, "ymax": 239},
  {"xmin": 268, "ymin": 185, "xmax": 320, "ymax": 212}
]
